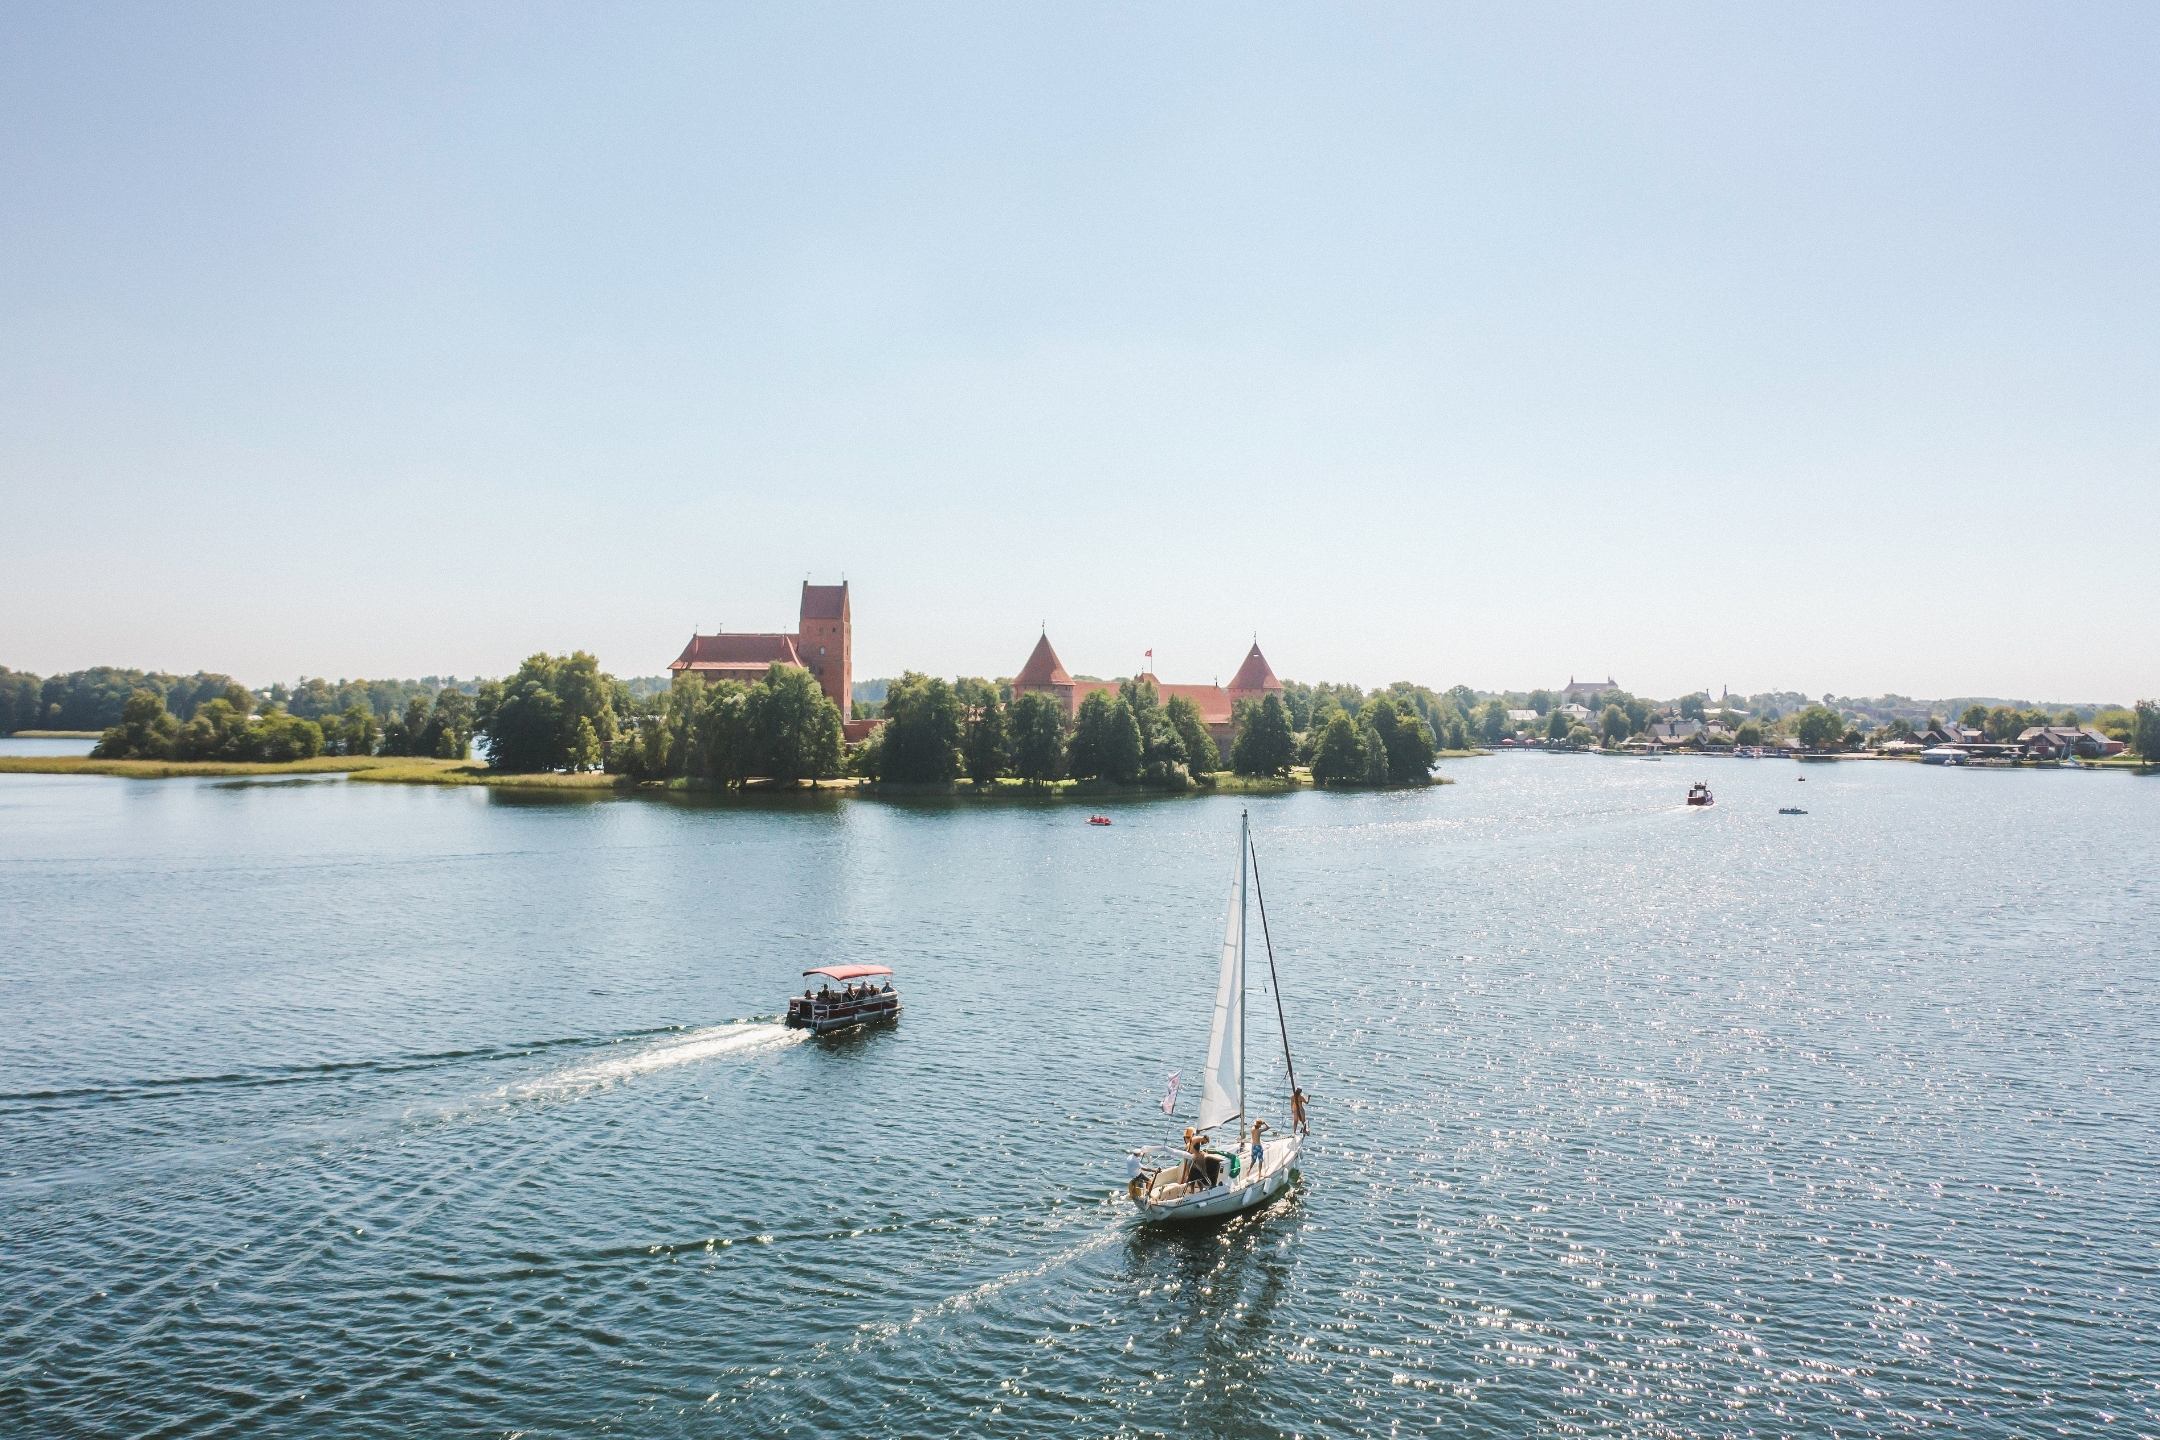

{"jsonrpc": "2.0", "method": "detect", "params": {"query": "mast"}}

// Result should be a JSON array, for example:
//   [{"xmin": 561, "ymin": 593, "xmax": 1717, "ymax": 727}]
[
  {"xmin": 1248, "ymin": 824, "xmax": 1299, "ymax": 1106},
  {"xmin": 1237, "ymin": 808, "xmax": 1248, "ymax": 1131}
]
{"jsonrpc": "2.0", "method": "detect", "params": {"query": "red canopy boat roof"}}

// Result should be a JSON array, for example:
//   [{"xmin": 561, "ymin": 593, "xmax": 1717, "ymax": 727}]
[{"xmin": 802, "ymin": 964, "xmax": 894, "ymax": 981}]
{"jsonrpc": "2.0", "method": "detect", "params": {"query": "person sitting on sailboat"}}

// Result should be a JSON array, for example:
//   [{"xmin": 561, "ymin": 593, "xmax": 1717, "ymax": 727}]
[{"xmin": 1181, "ymin": 1128, "xmax": 1220, "ymax": 1190}]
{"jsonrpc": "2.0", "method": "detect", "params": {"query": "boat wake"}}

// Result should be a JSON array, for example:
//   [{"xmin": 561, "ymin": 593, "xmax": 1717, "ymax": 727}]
[
  {"xmin": 0, "ymin": 1029, "xmax": 683, "ymax": 1112},
  {"xmin": 505, "ymin": 1021, "xmax": 806, "ymax": 1102}
]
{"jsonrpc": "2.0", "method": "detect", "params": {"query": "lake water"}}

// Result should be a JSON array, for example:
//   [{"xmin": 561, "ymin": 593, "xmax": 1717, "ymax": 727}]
[
  {"xmin": 1, "ymin": 756, "xmax": 2154, "ymax": 1437},
  {"xmin": 0, "ymin": 736, "xmax": 97, "ymax": 757}
]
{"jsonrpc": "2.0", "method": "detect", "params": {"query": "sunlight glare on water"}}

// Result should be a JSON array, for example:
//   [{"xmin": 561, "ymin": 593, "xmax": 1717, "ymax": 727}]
[{"xmin": 1, "ymin": 755, "xmax": 2155, "ymax": 1436}]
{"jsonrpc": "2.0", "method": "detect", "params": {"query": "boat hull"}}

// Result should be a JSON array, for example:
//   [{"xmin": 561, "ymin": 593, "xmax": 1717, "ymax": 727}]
[
  {"xmin": 1134, "ymin": 1136, "xmax": 1302, "ymax": 1224},
  {"xmin": 784, "ymin": 995, "xmax": 901, "ymax": 1035}
]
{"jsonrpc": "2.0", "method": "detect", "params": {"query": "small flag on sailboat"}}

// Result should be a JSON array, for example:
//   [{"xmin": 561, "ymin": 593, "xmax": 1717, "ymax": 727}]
[{"xmin": 1160, "ymin": 1070, "xmax": 1180, "ymax": 1115}]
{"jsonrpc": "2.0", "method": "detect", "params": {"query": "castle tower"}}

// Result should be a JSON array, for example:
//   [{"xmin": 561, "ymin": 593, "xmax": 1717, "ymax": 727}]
[
  {"xmin": 1226, "ymin": 642, "xmax": 1283, "ymax": 704},
  {"xmin": 1012, "ymin": 631, "xmax": 1078, "ymax": 717},
  {"xmin": 797, "ymin": 581, "xmax": 851, "ymax": 720}
]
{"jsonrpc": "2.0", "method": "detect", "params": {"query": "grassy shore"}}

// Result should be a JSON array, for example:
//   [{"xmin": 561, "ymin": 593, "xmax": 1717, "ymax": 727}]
[
  {"xmin": 348, "ymin": 759, "xmax": 624, "ymax": 789},
  {"xmin": 0, "ymin": 754, "xmax": 425, "ymax": 779},
  {"xmin": 0, "ymin": 755, "xmax": 1461, "ymax": 794},
  {"xmin": 9, "ymin": 729, "xmax": 103, "ymax": 739}
]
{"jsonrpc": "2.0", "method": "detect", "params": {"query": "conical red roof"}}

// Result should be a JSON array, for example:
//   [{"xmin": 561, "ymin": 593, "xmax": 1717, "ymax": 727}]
[
  {"xmin": 1015, "ymin": 633, "xmax": 1073, "ymax": 687},
  {"xmin": 1227, "ymin": 643, "xmax": 1281, "ymax": 694}
]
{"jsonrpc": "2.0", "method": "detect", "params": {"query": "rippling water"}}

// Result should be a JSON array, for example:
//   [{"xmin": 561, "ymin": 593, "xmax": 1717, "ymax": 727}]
[{"xmin": 2, "ymin": 756, "xmax": 2155, "ymax": 1436}]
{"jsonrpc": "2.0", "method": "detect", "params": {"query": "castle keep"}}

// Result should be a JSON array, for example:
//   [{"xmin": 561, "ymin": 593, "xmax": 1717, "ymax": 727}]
[{"xmin": 670, "ymin": 582, "xmax": 868, "ymax": 736}]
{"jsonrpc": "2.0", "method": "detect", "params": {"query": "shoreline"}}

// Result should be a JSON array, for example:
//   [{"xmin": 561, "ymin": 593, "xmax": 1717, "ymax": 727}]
[{"xmin": 0, "ymin": 754, "xmax": 1463, "ymax": 795}]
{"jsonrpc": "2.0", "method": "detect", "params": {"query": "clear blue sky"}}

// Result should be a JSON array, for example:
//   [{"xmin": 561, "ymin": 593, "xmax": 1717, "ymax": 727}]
[{"xmin": 3, "ymin": 4, "xmax": 2154, "ymax": 701}]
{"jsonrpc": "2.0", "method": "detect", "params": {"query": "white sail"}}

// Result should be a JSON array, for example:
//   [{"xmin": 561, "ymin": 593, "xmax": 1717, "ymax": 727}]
[{"xmin": 1196, "ymin": 849, "xmax": 1245, "ymax": 1132}]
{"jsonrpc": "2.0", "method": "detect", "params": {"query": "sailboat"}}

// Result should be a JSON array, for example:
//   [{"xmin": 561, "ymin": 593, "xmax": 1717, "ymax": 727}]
[{"xmin": 1126, "ymin": 810, "xmax": 1304, "ymax": 1223}]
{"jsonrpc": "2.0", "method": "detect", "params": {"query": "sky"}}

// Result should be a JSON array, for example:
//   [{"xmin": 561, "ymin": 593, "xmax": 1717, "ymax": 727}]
[{"xmin": 2, "ymin": 4, "xmax": 2155, "ymax": 703}]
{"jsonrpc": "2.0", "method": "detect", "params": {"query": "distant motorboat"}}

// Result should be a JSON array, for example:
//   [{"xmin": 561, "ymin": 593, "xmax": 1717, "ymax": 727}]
[
  {"xmin": 1686, "ymin": 782, "xmax": 1714, "ymax": 807},
  {"xmin": 1779, "ymin": 806, "xmax": 1807, "ymax": 815},
  {"xmin": 1088, "ymin": 814, "xmax": 1113, "ymax": 826}
]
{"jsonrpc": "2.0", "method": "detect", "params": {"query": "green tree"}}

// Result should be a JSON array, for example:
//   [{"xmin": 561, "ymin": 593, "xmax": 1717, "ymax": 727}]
[
  {"xmin": 1793, "ymin": 705, "xmax": 1844, "ymax": 749},
  {"xmin": 957, "ymin": 678, "xmax": 1007, "ymax": 785},
  {"xmin": 340, "ymin": 703, "xmax": 379, "ymax": 757},
  {"xmin": 1309, "ymin": 712, "xmax": 1365, "ymax": 785},
  {"xmin": 878, "ymin": 671, "xmax": 965, "ymax": 784},
  {"xmin": 1546, "ymin": 707, "xmax": 1570, "ymax": 742},
  {"xmin": 1599, "ymin": 704, "xmax": 1630, "ymax": 746},
  {"xmin": 689, "ymin": 679, "xmax": 755, "ymax": 786},
  {"xmin": 1565, "ymin": 723, "xmax": 1594, "ymax": 749},
  {"xmin": 1367, "ymin": 696, "xmax": 1436, "ymax": 782},
  {"xmin": 0, "ymin": 668, "xmax": 43, "ymax": 733},
  {"xmin": 1067, "ymin": 690, "xmax": 1114, "ymax": 779},
  {"xmin": 185, "ymin": 699, "xmax": 244, "ymax": 757},
  {"xmin": 1961, "ymin": 704, "xmax": 1988, "ymax": 729},
  {"xmin": 1102, "ymin": 699, "xmax": 1144, "ymax": 784},
  {"xmin": 2134, "ymin": 700, "xmax": 2160, "ymax": 763},
  {"xmin": 1165, "ymin": 695, "xmax": 1219, "ymax": 777},
  {"xmin": 1277, "ymin": 680, "xmax": 1314, "ymax": 730},
  {"xmin": 1735, "ymin": 719, "xmax": 1765, "ymax": 746},
  {"xmin": 1230, "ymin": 693, "xmax": 1296, "ymax": 777},
  {"xmin": 747, "ymin": 663, "xmax": 844, "ymax": 784},
  {"xmin": 1008, "ymin": 692, "xmax": 1065, "ymax": 784},
  {"xmin": 424, "ymin": 688, "xmax": 475, "ymax": 758},
  {"xmin": 481, "ymin": 673, "xmax": 565, "ymax": 772},
  {"xmin": 91, "ymin": 688, "xmax": 180, "ymax": 758},
  {"xmin": 566, "ymin": 716, "xmax": 601, "ymax": 771},
  {"xmin": 249, "ymin": 708, "xmax": 325, "ymax": 762},
  {"xmin": 1679, "ymin": 693, "xmax": 1707, "ymax": 720},
  {"xmin": 1359, "ymin": 724, "xmax": 1389, "ymax": 784},
  {"xmin": 1473, "ymin": 698, "xmax": 1506, "ymax": 744},
  {"xmin": 551, "ymin": 652, "xmax": 619, "ymax": 765},
  {"xmin": 2092, "ymin": 707, "xmax": 2137, "ymax": 745}
]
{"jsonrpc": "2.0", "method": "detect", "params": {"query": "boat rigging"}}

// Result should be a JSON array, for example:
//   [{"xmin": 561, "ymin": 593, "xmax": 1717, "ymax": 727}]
[{"xmin": 1126, "ymin": 811, "xmax": 1304, "ymax": 1224}]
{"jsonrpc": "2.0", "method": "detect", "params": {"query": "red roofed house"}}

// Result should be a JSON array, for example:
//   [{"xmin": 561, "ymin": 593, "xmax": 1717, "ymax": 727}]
[
  {"xmin": 1010, "ymin": 632, "xmax": 1284, "ymax": 761},
  {"xmin": 670, "ymin": 582, "xmax": 878, "ymax": 741}
]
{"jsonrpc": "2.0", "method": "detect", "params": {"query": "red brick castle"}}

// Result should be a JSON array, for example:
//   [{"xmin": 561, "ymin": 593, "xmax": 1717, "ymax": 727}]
[
  {"xmin": 1011, "ymin": 631, "xmax": 1283, "ymax": 759},
  {"xmin": 670, "ymin": 582, "xmax": 868, "ymax": 735}
]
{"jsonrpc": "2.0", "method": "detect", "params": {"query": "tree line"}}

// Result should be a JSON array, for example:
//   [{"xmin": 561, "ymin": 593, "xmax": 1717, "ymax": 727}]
[
  {"xmin": 858, "ymin": 675, "xmax": 1435, "ymax": 790},
  {"xmin": 1, "ymin": 665, "xmax": 479, "ymax": 736},
  {"xmin": 89, "ymin": 684, "xmax": 478, "ymax": 763}
]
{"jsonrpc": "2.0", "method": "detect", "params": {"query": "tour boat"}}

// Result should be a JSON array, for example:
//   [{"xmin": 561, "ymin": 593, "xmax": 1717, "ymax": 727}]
[
  {"xmin": 1126, "ymin": 811, "xmax": 1304, "ymax": 1225},
  {"xmin": 1686, "ymin": 781, "xmax": 1714, "ymax": 806},
  {"xmin": 785, "ymin": 964, "xmax": 901, "ymax": 1035}
]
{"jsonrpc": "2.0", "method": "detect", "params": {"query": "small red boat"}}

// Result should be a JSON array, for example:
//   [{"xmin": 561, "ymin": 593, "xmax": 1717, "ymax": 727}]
[
  {"xmin": 1686, "ymin": 782, "xmax": 1714, "ymax": 807},
  {"xmin": 1088, "ymin": 814, "xmax": 1113, "ymax": 826}
]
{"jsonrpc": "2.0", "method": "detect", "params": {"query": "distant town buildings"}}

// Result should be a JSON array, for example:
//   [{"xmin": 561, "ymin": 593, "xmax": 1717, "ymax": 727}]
[
  {"xmin": 1558, "ymin": 676, "xmax": 1619, "ymax": 706},
  {"xmin": 1011, "ymin": 632, "xmax": 1284, "ymax": 759},
  {"xmin": 2016, "ymin": 725, "xmax": 2127, "ymax": 760}
]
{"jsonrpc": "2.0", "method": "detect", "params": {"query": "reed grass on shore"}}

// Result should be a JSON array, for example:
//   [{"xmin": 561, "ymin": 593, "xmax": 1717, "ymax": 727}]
[
  {"xmin": 1, "ymin": 756, "xmax": 1465, "ymax": 793},
  {"xmin": 0, "ymin": 755, "xmax": 414, "ymax": 779}
]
